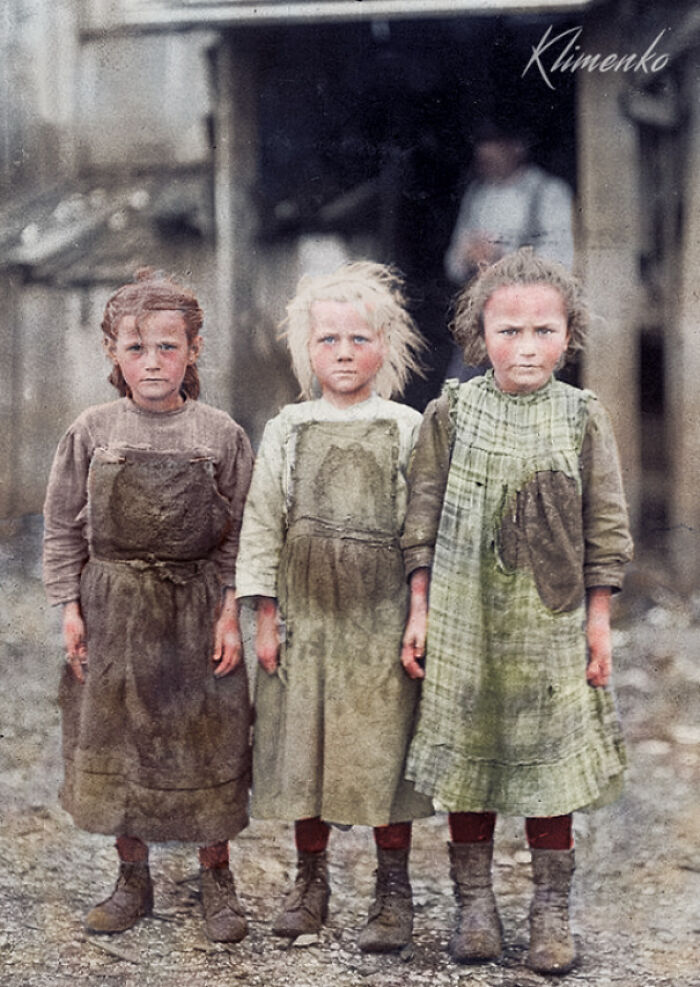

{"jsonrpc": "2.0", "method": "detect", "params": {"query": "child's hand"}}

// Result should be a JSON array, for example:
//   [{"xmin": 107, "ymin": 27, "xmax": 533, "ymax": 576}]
[
  {"xmin": 212, "ymin": 591, "xmax": 243, "ymax": 677},
  {"xmin": 401, "ymin": 616, "xmax": 426, "ymax": 680},
  {"xmin": 256, "ymin": 597, "xmax": 280, "ymax": 674},
  {"xmin": 63, "ymin": 600, "xmax": 87, "ymax": 683},
  {"xmin": 586, "ymin": 587, "xmax": 612, "ymax": 688},
  {"xmin": 401, "ymin": 568, "xmax": 429, "ymax": 680}
]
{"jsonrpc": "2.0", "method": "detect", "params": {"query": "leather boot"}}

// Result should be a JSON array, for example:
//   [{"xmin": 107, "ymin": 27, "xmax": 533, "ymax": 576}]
[
  {"xmin": 528, "ymin": 848, "xmax": 577, "ymax": 974},
  {"xmin": 272, "ymin": 850, "xmax": 330, "ymax": 937},
  {"xmin": 448, "ymin": 841, "xmax": 503, "ymax": 962},
  {"xmin": 358, "ymin": 847, "xmax": 413, "ymax": 953},
  {"xmin": 85, "ymin": 861, "xmax": 153, "ymax": 934},
  {"xmin": 200, "ymin": 866, "xmax": 248, "ymax": 943}
]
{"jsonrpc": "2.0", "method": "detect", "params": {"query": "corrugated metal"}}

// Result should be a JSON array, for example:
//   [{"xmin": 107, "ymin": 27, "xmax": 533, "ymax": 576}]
[
  {"xmin": 0, "ymin": 170, "xmax": 212, "ymax": 286},
  {"xmin": 83, "ymin": 0, "xmax": 598, "ymax": 33}
]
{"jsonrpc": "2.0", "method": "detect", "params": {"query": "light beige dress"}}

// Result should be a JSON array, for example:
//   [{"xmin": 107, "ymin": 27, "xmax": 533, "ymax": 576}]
[{"xmin": 236, "ymin": 396, "xmax": 433, "ymax": 827}]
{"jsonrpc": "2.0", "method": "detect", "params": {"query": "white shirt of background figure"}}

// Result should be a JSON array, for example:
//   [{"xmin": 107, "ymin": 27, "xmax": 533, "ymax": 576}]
[{"xmin": 445, "ymin": 125, "xmax": 574, "ymax": 284}]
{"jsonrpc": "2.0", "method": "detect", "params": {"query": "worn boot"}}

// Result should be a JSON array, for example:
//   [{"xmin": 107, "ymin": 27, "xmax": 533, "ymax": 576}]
[
  {"xmin": 272, "ymin": 850, "xmax": 330, "ymax": 937},
  {"xmin": 358, "ymin": 847, "xmax": 413, "ymax": 953},
  {"xmin": 85, "ymin": 861, "xmax": 154, "ymax": 934},
  {"xmin": 448, "ymin": 841, "xmax": 503, "ymax": 963},
  {"xmin": 200, "ymin": 866, "xmax": 248, "ymax": 942},
  {"xmin": 528, "ymin": 848, "xmax": 577, "ymax": 974}
]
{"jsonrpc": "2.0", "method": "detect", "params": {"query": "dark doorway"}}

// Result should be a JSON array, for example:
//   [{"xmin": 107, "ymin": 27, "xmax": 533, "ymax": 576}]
[{"xmin": 251, "ymin": 14, "xmax": 578, "ymax": 408}]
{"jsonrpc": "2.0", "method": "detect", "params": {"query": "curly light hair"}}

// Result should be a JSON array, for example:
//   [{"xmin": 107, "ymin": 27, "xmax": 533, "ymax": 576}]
[
  {"xmin": 451, "ymin": 248, "xmax": 589, "ymax": 367},
  {"xmin": 284, "ymin": 261, "xmax": 424, "ymax": 399},
  {"xmin": 102, "ymin": 268, "xmax": 204, "ymax": 400}
]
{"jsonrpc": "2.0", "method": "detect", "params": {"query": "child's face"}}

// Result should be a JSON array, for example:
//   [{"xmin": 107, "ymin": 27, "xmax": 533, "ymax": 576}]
[
  {"xmin": 482, "ymin": 284, "xmax": 569, "ymax": 395},
  {"xmin": 107, "ymin": 310, "xmax": 201, "ymax": 412},
  {"xmin": 308, "ymin": 300, "xmax": 386, "ymax": 408}
]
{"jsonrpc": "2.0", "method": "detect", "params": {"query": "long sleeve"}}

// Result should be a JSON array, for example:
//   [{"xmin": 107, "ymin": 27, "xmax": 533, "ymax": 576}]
[
  {"xmin": 444, "ymin": 185, "xmax": 475, "ymax": 284},
  {"xmin": 580, "ymin": 396, "xmax": 634, "ymax": 590},
  {"xmin": 400, "ymin": 394, "xmax": 452, "ymax": 576},
  {"xmin": 235, "ymin": 416, "xmax": 287, "ymax": 600},
  {"xmin": 42, "ymin": 422, "xmax": 93, "ymax": 606},
  {"xmin": 43, "ymin": 400, "xmax": 255, "ymax": 602},
  {"xmin": 209, "ymin": 424, "xmax": 255, "ymax": 588},
  {"xmin": 535, "ymin": 175, "xmax": 575, "ymax": 270}
]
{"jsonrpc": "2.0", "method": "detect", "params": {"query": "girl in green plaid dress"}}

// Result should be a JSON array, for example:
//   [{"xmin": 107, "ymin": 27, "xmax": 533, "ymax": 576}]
[{"xmin": 400, "ymin": 249, "xmax": 633, "ymax": 974}]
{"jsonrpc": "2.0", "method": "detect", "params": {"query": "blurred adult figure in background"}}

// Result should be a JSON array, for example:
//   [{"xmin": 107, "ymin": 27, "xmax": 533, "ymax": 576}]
[
  {"xmin": 444, "ymin": 120, "xmax": 575, "ymax": 379},
  {"xmin": 445, "ymin": 120, "xmax": 574, "ymax": 285}
]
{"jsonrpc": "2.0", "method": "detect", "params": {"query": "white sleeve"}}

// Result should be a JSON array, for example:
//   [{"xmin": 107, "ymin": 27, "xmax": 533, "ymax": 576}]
[
  {"xmin": 536, "ymin": 177, "xmax": 575, "ymax": 270},
  {"xmin": 234, "ymin": 415, "xmax": 287, "ymax": 600},
  {"xmin": 444, "ymin": 186, "xmax": 476, "ymax": 284}
]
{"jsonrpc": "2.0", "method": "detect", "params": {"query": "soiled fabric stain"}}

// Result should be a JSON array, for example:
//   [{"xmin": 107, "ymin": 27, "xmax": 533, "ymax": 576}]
[
  {"xmin": 59, "ymin": 451, "xmax": 251, "ymax": 844},
  {"xmin": 251, "ymin": 418, "xmax": 432, "ymax": 828},
  {"xmin": 405, "ymin": 373, "xmax": 631, "ymax": 817},
  {"xmin": 91, "ymin": 448, "xmax": 231, "ymax": 561},
  {"xmin": 497, "ymin": 469, "xmax": 584, "ymax": 613}
]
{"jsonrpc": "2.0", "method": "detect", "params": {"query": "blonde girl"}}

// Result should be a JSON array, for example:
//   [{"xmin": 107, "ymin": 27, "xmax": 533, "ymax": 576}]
[{"xmin": 236, "ymin": 261, "xmax": 432, "ymax": 952}]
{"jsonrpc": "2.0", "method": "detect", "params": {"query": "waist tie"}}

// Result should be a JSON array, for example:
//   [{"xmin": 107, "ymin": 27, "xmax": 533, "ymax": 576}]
[
  {"xmin": 89, "ymin": 555, "xmax": 214, "ymax": 585},
  {"xmin": 287, "ymin": 516, "xmax": 399, "ymax": 546}
]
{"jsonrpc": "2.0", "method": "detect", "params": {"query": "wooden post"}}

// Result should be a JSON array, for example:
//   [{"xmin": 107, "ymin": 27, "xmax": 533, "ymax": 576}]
[
  {"xmin": 576, "ymin": 14, "xmax": 643, "ymax": 531},
  {"xmin": 211, "ymin": 34, "xmax": 259, "ymax": 423},
  {"xmin": 668, "ymin": 66, "xmax": 700, "ymax": 590},
  {"xmin": 0, "ymin": 271, "xmax": 19, "ymax": 518}
]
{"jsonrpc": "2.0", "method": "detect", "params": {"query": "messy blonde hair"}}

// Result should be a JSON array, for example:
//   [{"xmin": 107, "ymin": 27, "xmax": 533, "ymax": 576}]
[
  {"xmin": 102, "ymin": 268, "xmax": 204, "ymax": 399},
  {"xmin": 451, "ymin": 248, "xmax": 589, "ymax": 367},
  {"xmin": 284, "ymin": 261, "xmax": 424, "ymax": 399}
]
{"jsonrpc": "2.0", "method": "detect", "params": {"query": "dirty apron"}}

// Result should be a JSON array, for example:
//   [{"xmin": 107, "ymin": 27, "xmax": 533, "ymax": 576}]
[
  {"xmin": 406, "ymin": 376, "xmax": 626, "ymax": 816},
  {"xmin": 251, "ymin": 419, "xmax": 432, "ymax": 827},
  {"xmin": 59, "ymin": 449, "xmax": 251, "ymax": 843}
]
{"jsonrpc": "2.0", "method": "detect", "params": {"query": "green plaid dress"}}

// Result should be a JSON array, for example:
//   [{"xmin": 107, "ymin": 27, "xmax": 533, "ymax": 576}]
[{"xmin": 405, "ymin": 373, "xmax": 629, "ymax": 816}]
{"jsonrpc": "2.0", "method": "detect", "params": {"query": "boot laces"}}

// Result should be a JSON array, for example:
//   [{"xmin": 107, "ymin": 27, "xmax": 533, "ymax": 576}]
[
  {"xmin": 203, "ymin": 867, "xmax": 243, "ymax": 916},
  {"xmin": 283, "ymin": 860, "xmax": 328, "ymax": 914}
]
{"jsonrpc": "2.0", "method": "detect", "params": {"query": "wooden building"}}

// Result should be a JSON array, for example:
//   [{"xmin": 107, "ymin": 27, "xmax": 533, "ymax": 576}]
[{"xmin": 2, "ymin": 0, "xmax": 699, "ymax": 589}]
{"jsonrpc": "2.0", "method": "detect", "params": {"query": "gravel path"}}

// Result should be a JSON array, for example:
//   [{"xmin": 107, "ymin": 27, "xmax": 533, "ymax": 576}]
[{"xmin": 1, "ymin": 516, "xmax": 698, "ymax": 986}]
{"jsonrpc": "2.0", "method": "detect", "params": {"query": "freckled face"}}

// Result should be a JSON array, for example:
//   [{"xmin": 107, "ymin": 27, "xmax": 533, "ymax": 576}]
[
  {"xmin": 308, "ymin": 299, "xmax": 386, "ymax": 408},
  {"xmin": 483, "ymin": 284, "xmax": 570, "ymax": 394},
  {"xmin": 108, "ymin": 310, "xmax": 200, "ymax": 412}
]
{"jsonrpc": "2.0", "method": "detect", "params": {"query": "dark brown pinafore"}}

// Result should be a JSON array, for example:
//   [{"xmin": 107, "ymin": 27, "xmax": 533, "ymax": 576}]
[{"xmin": 59, "ymin": 449, "xmax": 251, "ymax": 843}]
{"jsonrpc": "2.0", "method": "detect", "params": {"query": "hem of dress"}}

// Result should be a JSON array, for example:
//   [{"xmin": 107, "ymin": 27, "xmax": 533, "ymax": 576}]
[
  {"xmin": 60, "ymin": 801, "xmax": 250, "ymax": 845},
  {"xmin": 60, "ymin": 768, "xmax": 251, "ymax": 844},
  {"xmin": 250, "ymin": 798, "xmax": 433, "ymax": 829},
  {"xmin": 417, "ymin": 771, "xmax": 625, "ymax": 817},
  {"xmin": 406, "ymin": 748, "xmax": 626, "ymax": 818}
]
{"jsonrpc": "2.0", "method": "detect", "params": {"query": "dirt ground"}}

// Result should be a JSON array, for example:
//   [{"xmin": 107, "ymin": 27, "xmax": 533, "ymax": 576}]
[{"xmin": 1, "ymin": 515, "xmax": 699, "ymax": 987}]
